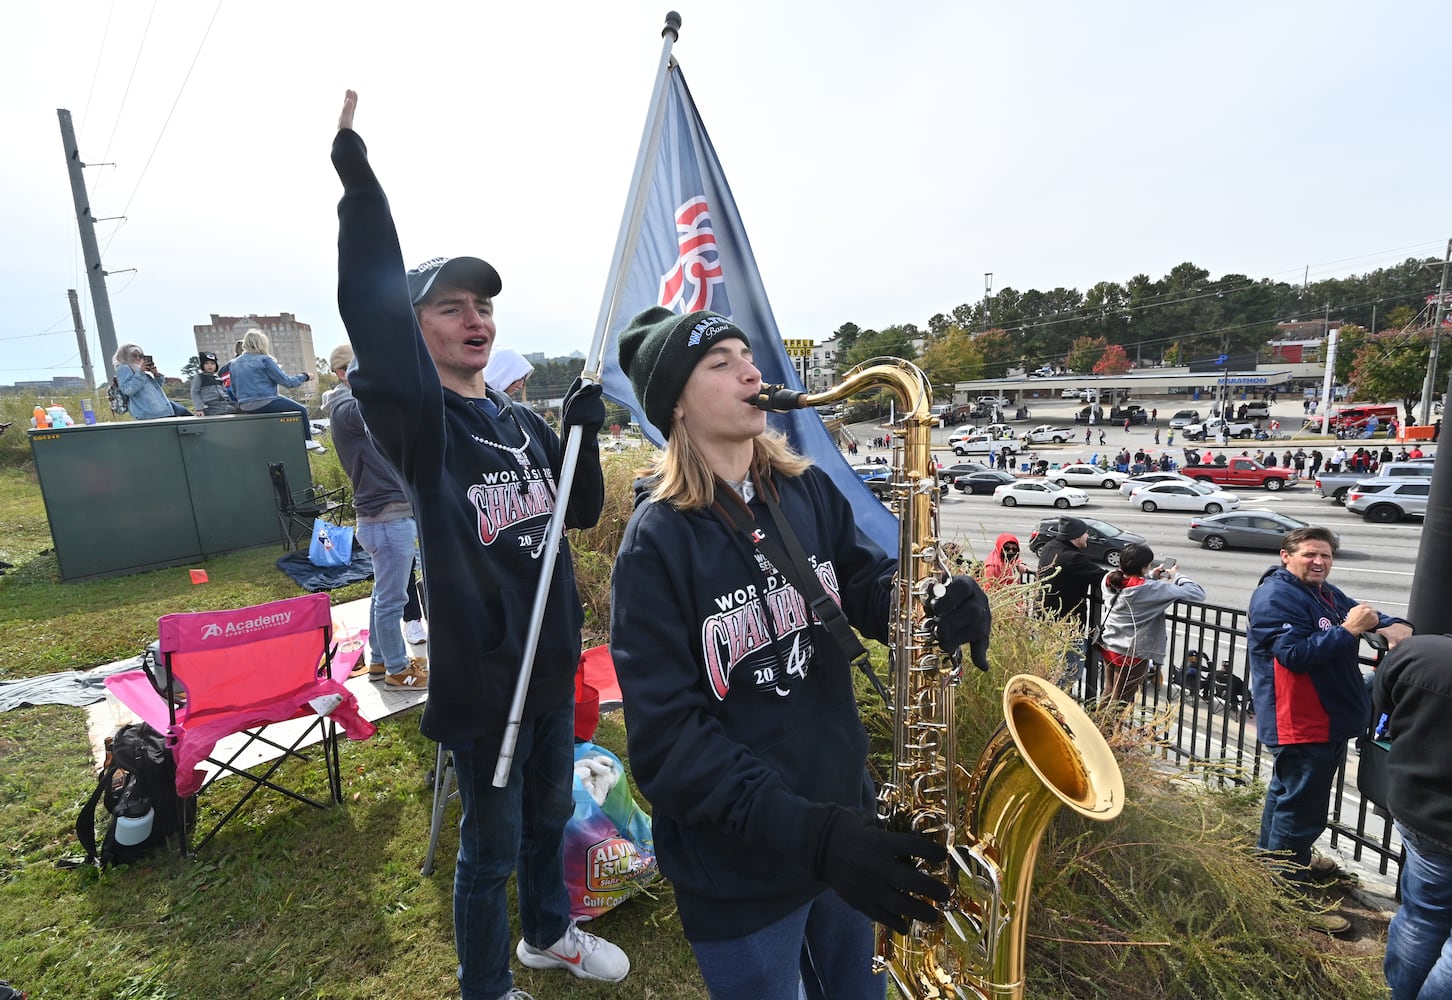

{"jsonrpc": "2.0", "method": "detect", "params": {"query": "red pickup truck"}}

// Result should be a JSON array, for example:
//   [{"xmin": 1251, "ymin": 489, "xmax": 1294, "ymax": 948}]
[{"xmin": 1182, "ymin": 457, "xmax": 1298, "ymax": 492}]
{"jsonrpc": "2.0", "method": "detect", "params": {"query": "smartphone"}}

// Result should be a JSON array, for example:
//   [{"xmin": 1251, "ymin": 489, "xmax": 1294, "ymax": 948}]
[{"xmin": 142, "ymin": 355, "xmax": 155, "ymax": 366}]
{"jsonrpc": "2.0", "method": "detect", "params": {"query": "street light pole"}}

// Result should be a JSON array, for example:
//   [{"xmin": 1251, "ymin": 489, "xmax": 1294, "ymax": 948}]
[
  {"xmin": 983, "ymin": 273, "xmax": 994, "ymax": 333},
  {"xmin": 1422, "ymin": 238, "xmax": 1452, "ymax": 426}
]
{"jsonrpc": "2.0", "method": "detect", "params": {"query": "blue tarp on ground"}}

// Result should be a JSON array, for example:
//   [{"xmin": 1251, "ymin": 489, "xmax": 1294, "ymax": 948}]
[
  {"xmin": 275, "ymin": 542, "xmax": 373, "ymax": 592},
  {"xmin": 0, "ymin": 659, "xmax": 139, "ymax": 712}
]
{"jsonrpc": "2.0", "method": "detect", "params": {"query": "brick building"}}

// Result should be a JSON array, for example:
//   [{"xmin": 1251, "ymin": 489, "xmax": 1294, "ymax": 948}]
[{"xmin": 193, "ymin": 313, "xmax": 318, "ymax": 398}]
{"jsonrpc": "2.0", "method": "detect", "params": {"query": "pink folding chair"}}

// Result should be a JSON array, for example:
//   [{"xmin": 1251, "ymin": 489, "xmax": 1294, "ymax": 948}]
[{"xmin": 105, "ymin": 593, "xmax": 376, "ymax": 853}]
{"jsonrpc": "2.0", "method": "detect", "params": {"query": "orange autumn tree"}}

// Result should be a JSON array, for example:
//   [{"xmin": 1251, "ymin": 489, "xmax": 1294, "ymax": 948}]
[{"xmin": 1093, "ymin": 343, "xmax": 1132, "ymax": 375}]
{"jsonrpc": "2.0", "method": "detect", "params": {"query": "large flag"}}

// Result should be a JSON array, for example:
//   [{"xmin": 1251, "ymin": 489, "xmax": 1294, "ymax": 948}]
[{"xmin": 598, "ymin": 64, "xmax": 898, "ymax": 553}]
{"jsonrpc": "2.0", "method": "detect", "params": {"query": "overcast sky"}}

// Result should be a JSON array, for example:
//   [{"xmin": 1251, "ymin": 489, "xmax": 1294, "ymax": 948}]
[{"xmin": 3, "ymin": 0, "xmax": 1449, "ymax": 384}]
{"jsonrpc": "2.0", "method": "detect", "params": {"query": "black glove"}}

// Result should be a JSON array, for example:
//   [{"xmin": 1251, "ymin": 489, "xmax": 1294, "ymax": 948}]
[
  {"xmin": 931, "ymin": 574, "xmax": 992, "ymax": 671},
  {"xmin": 562, "ymin": 377, "xmax": 605, "ymax": 438},
  {"xmin": 805, "ymin": 804, "xmax": 950, "ymax": 934}
]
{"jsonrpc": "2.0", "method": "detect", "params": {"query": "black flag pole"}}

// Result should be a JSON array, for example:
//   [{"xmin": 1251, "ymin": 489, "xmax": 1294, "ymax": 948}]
[{"xmin": 493, "ymin": 11, "xmax": 683, "ymax": 787}]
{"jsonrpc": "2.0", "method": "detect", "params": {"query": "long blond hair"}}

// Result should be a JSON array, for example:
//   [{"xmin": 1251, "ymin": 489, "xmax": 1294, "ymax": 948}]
[
  {"xmin": 240, "ymin": 329, "xmax": 270, "ymax": 355},
  {"xmin": 643, "ymin": 418, "xmax": 811, "ymax": 511}
]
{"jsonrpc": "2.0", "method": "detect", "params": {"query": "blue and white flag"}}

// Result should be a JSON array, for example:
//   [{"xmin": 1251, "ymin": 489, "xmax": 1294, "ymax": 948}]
[{"xmin": 599, "ymin": 65, "xmax": 896, "ymax": 552}]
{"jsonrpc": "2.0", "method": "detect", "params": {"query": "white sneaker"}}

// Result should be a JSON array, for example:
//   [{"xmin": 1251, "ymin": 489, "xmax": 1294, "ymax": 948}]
[
  {"xmin": 403, "ymin": 619, "xmax": 427, "ymax": 644},
  {"xmin": 515, "ymin": 922, "xmax": 629, "ymax": 982},
  {"xmin": 304, "ymin": 440, "xmax": 326, "ymax": 454}
]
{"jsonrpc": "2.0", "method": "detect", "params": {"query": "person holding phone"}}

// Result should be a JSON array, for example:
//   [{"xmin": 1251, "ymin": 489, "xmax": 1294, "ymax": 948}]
[
  {"xmin": 1095, "ymin": 544, "xmax": 1204, "ymax": 710},
  {"xmin": 111, "ymin": 343, "xmax": 192, "ymax": 419}
]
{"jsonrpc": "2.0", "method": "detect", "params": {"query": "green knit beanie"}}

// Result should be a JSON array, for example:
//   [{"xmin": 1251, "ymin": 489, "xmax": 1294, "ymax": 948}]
[{"xmin": 617, "ymin": 307, "xmax": 751, "ymax": 437}]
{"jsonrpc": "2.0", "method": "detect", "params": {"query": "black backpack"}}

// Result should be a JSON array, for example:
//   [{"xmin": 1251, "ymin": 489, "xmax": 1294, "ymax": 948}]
[
  {"xmin": 76, "ymin": 723, "xmax": 193, "ymax": 866},
  {"xmin": 106, "ymin": 376, "xmax": 129, "ymax": 415}
]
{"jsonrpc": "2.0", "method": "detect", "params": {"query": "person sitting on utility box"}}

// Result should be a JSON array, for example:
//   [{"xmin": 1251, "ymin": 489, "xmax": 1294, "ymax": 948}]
[
  {"xmin": 112, "ymin": 344, "xmax": 192, "ymax": 419},
  {"xmin": 189, "ymin": 352, "xmax": 240, "ymax": 416}
]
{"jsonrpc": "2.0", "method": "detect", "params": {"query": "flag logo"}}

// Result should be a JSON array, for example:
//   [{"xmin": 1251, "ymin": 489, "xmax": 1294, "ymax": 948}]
[{"xmin": 659, "ymin": 197, "xmax": 728, "ymax": 315}]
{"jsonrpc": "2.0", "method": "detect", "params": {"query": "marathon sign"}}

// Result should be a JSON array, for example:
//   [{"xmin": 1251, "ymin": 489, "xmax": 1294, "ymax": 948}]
[{"xmin": 1216, "ymin": 376, "xmax": 1274, "ymax": 386}]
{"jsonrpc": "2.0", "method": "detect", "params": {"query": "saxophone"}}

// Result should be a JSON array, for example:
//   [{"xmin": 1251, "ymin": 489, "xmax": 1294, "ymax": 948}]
[{"xmin": 755, "ymin": 359, "xmax": 1125, "ymax": 1000}]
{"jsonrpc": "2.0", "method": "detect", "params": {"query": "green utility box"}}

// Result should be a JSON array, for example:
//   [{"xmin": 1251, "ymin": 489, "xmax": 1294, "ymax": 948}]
[{"xmin": 28, "ymin": 412, "xmax": 315, "ymax": 581}]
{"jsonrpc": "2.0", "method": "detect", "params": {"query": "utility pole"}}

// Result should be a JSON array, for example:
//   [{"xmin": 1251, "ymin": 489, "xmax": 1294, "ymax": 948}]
[
  {"xmin": 1421, "ymin": 238, "xmax": 1451, "ymax": 426},
  {"xmin": 983, "ymin": 273, "xmax": 994, "ymax": 333},
  {"xmin": 67, "ymin": 290, "xmax": 95, "ymax": 390},
  {"xmin": 56, "ymin": 109, "xmax": 119, "ymax": 371}
]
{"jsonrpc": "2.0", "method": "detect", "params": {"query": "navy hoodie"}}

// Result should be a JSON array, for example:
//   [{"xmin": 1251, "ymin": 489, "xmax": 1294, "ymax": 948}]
[
  {"xmin": 332, "ymin": 128, "xmax": 603, "ymax": 747},
  {"xmin": 1372, "ymin": 635, "xmax": 1452, "ymax": 850},
  {"xmin": 609, "ymin": 468, "xmax": 894, "ymax": 941}
]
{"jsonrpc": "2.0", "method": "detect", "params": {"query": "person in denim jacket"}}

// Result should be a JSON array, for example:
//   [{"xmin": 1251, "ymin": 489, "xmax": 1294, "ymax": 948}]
[
  {"xmin": 228, "ymin": 329, "xmax": 324, "ymax": 452},
  {"xmin": 112, "ymin": 343, "xmax": 191, "ymax": 419}
]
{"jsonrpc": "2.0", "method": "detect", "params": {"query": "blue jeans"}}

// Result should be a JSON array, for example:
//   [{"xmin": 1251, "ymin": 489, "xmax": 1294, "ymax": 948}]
[
  {"xmin": 242, "ymin": 395, "xmax": 313, "ymax": 438},
  {"xmin": 452, "ymin": 698, "xmax": 574, "ymax": 1000},
  {"xmin": 355, "ymin": 517, "xmax": 416, "ymax": 672},
  {"xmin": 690, "ymin": 890, "xmax": 883, "ymax": 1000},
  {"xmin": 1387, "ymin": 823, "xmax": 1452, "ymax": 1000},
  {"xmin": 1258, "ymin": 742, "xmax": 1345, "ymax": 878}
]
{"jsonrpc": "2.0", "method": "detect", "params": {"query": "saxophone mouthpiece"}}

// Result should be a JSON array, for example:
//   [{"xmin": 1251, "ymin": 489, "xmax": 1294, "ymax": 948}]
[{"xmin": 753, "ymin": 384, "xmax": 808, "ymax": 412}]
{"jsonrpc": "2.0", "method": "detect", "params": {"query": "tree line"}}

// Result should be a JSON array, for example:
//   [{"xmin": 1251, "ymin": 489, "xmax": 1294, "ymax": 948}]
[{"xmin": 826, "ymin": 257, "xmax": 1445, "ymax": 400}]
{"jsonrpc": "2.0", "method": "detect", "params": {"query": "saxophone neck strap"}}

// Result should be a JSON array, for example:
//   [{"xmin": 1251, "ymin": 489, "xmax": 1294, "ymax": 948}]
[{"xmin": 712, "ymin": 475, "xmax": 871, "ymax": 671}]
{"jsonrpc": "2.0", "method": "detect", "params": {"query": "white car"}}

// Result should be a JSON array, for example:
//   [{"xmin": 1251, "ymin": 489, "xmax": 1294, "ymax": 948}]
[
  {"xmin": 976, "ymin": 395, "xmax": 1010, "ymax": 407},
  {"xmin": 1060, "ymin": 387, "xmax": 1082, "ymax": 399},
  {"xmin": 951, "ymin": 434, "xmax": 1018, "ymax": 457},
  {"xmin": 1130, "ymin": 481, "xmax": 1242, "ymax": 514},
  {"xmin": 993, "ymin": 479, "xmax": 1090, "ymax": 509},
  {"xmin": 1020, "ymin": 424, "xmax": 1075, "ymax": 445},
  {"xmin": 1117, "ymin": 472, "xmax": 1196, "ymax": 497},
  {"xmin": 1052, "ymin": 464, "xmax": 1128, "ymax": 490}
]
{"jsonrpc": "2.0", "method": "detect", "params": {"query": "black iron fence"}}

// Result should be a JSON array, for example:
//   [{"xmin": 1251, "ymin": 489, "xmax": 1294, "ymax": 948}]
[{"xmin": 1072, "ymin": 591, "xmax": 1402, "ymax": 881}]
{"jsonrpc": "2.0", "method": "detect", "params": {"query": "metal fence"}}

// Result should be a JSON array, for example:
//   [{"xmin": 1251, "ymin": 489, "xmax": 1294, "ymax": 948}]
[{"xmin": 1073, "ymin": 591, "xmax": 1402, "ymax": 881}]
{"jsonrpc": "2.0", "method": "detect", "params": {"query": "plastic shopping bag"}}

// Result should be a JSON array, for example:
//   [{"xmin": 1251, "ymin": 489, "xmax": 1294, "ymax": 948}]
[
  {"xmin": 564, "ymin": 741, "xmax": 657, "ymax": 920},
  {"xmin": 308, "ymin": 519, "xmax": 354, "ymax": 568}
]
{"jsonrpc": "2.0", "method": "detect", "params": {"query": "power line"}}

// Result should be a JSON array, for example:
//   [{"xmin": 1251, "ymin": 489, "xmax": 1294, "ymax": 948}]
[
  {"xmin": 98, "ymin": 0, "xmax": 158, "ymax": 169},
  {"xmin": 114, "ymin": 0, "xmax": 225, "ymax": 226},
  {"xmin": 79, "ymin": 0, "xmax": 117, "ymax": 142}
]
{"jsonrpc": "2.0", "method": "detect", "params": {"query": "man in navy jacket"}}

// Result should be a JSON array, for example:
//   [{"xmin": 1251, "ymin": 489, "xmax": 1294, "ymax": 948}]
[{"xmin": 1247, "ymin": 525, "xmax": 1410, "ymax": 887}]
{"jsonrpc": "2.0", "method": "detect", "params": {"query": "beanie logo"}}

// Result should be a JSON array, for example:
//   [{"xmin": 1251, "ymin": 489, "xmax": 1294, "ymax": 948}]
[
  {"xmin": 658, "ymin": 197, "xmax": 730, "ymax": 315},
  {"xmin": 686, "ymin": 315, "xmax": 732, "ymax": 348}
]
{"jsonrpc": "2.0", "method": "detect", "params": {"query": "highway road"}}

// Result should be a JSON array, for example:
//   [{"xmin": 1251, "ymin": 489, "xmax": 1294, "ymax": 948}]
[
  {"xmin": 846, "ymin": 394, "xmax": 1432, "ymax": 619},
  {"xmin": 933, "ymin": 482, "xmax": 1419, "ymax": 618}
]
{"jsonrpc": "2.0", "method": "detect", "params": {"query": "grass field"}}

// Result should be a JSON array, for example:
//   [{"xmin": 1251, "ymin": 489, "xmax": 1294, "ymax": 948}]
[{"xmin": 0, "ymin": 421, "xmax": 1395, "ymax": 999}]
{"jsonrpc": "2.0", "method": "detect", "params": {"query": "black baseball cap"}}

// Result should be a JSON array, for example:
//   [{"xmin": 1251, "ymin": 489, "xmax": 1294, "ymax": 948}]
[{"xmin": 406, "ymin": 256, "xmax": 502, "ymax": 305}]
